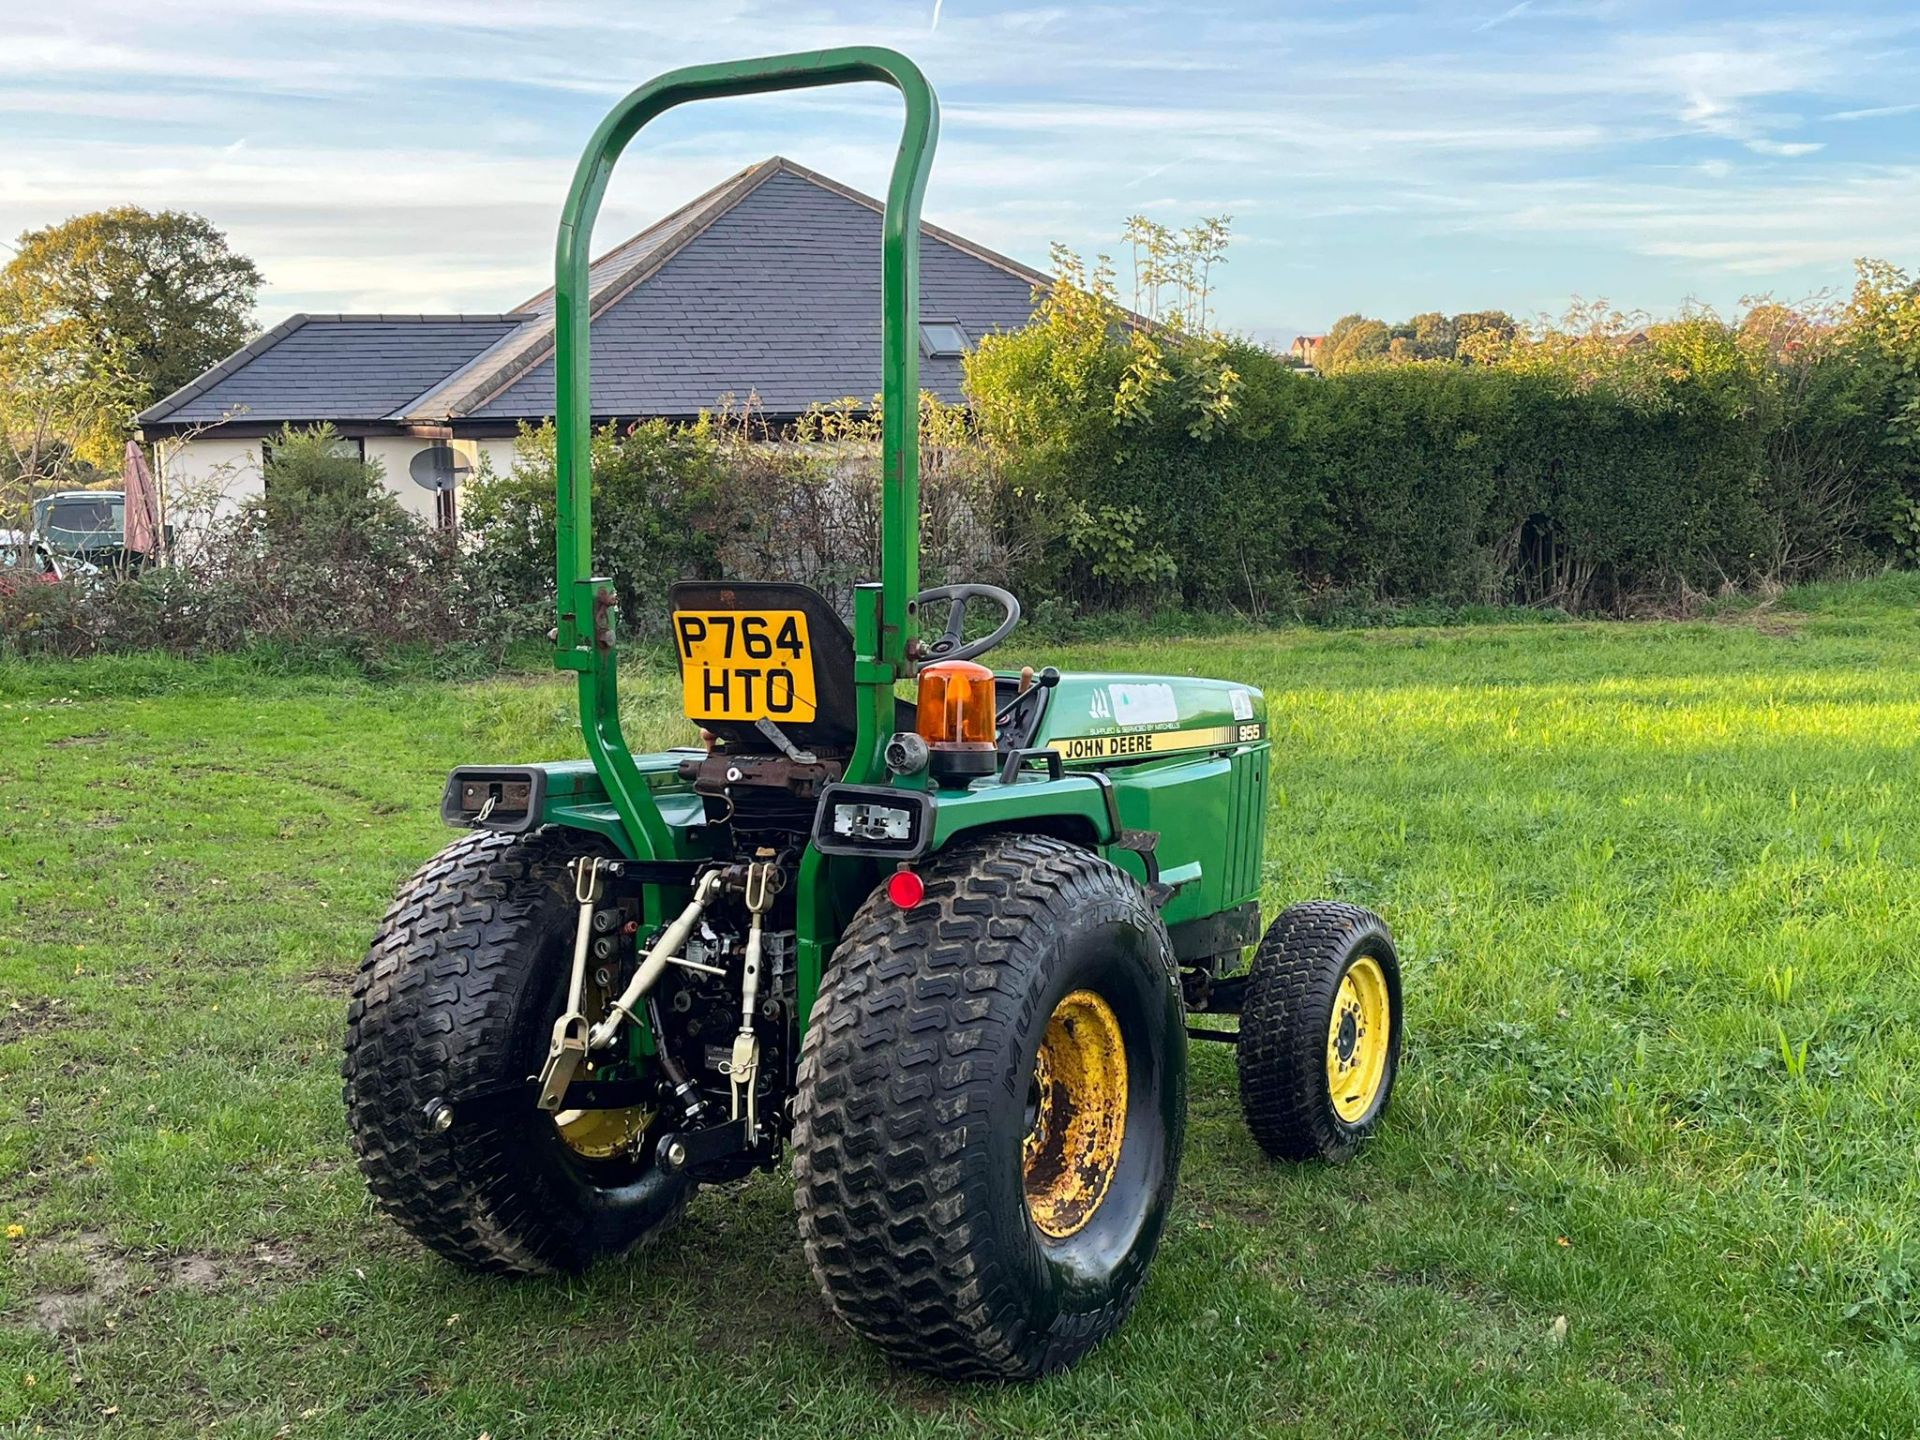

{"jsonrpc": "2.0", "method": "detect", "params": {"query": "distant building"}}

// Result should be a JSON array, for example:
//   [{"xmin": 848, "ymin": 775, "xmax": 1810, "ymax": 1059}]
[
  {"xmin": 1290, "ymin": 334, "xmax": 1326, "ymax": 368},
  {"xmin": 136, "ymin": 157, "xmax": 1051, "ymax": 530}
]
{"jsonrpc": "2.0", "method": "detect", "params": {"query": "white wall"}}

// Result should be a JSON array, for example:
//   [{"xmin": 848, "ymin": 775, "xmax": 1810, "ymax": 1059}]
[
  {"xmin": 155, "ymin": 431, "xmax": 522, "ymax": 535},
  {"xmin": 364, "ymin": 436, "xmax": 441, "ymax": 523},
  {"xmin": 469, "ymin": 438, "xmax": 519, "ymax": 484},
  {"xmin": 153, "ymin": 435, "xmax": 263, "ymax": 528},
  {"xmin": 366, "ymin": 436, "xmax": 521, "ymax": 525}
]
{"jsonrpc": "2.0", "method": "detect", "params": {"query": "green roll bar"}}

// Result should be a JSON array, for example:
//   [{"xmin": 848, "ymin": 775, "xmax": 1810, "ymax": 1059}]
[{"xmin": 550, "ymin": 47, "xmax": 939, "ymax": 857}]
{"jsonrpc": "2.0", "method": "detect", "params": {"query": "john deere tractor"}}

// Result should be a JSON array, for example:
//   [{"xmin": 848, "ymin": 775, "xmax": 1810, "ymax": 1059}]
[{"xmin": 343, "ymin": 46, "xmax": 1403, "ymax": 1381}]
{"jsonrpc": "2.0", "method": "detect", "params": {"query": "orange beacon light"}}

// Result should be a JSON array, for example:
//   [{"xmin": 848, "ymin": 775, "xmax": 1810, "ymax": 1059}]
[{"xmin": 915, "ymin": 659, "xmax": 999, "ymax": 782}]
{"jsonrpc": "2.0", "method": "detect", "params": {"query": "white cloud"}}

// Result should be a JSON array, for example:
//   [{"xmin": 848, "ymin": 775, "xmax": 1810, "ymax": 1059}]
[
  {"xmin": 1462, "ymin": 164, "xmax": 1920, "ymax": 277},
  {"xmin": 1, "ymin": 0, "xmax": 1914, "ymax": 330},
  {"xmin": 0, "ymin": 90, "xmax": 227, "ymax": 122},
  {"xmin": 1823, "ymin": 101, "xmax": 1920, "ymax": 122},
  {"xmin": 1476, "ymin": 3, "xmax": 1534, "ymax": 34}
]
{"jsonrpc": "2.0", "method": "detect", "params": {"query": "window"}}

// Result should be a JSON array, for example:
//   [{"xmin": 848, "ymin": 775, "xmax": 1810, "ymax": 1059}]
[
  {"xmin": 31, "ymin": 494, "xmax": 123, "ymax": 552},
  {"xmin": 919, "ymin": 319, "xmax": 971, "ymax": 358},
  {"xmin": 49, "ymin": 499, "xmax": 116, "ymax": 530}
]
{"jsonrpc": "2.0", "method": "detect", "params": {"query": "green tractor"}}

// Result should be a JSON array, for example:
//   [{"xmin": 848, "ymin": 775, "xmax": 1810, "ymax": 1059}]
[{"xmin": 343, "ymin": 46, "xmax": 1404, "ymax": 1381}]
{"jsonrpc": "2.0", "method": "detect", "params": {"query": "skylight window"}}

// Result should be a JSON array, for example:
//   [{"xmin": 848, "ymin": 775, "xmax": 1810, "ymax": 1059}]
[{"xmin": 920, "ymin": 319, "xmax": 971, "ymax": 358}]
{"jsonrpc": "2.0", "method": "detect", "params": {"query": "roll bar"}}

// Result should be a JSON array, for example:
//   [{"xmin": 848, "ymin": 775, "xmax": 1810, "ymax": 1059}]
[{"xmin": 548, "ymin": 47, "xmax": 939, "ymax": 855}]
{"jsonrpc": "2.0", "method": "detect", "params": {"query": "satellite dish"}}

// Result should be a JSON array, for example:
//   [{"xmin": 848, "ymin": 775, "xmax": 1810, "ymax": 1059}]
[{"xmin": 408, "ymin": 443, "xmax": 471, "ymax": 492}]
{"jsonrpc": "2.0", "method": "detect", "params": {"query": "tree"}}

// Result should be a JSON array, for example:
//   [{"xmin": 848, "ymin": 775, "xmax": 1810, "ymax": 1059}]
[
  {"xmin": 1452, "ymin": 311, "xmax": 1516, "ymax": 354},
  {"xmin": 1406, "ymin": 311, "xmax": 1455, "ymax": 359},
  {"xmin": 1840, "ymin": 260, "xmax": 1920, "ymax": 452},
  {"xmin": 0, "ymin": 299, "xmax": 131, "ymax": 509},
  {"xmin": 1122, "ymin": 213, "xmax": 1232, "ymax": 330},
  {"xmin": 1321, "ymin": 317, "xmax": 1391, "ymax": 371},
  {"xmin": 1322, "ymin": 313, "xmax": 1368, "ymax": 355},
  {"xmin": 0, "ymin": 208, "xmax": 261, "ymax": 464}
]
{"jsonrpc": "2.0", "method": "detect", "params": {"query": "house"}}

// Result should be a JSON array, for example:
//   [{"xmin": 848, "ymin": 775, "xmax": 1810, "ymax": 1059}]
[
  {"xmin": 135, "ymin": 157, "xmax": 1050, "ymax": 528},
  {"xmin": 1289, "ymin": 334, "xmax": 1326, "ymax": 368}
]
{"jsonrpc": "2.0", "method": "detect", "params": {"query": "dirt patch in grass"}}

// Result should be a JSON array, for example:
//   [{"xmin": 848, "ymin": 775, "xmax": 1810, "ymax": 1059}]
[
  {"xmin": 21, "ymin": 1230, "xmax": 130, "ymax": 1337},
  {"xmin": 1188, "ymin": 1192, "xmax": 1277, "ymax": 1228},
  {"xmin": 47, "ymin": 730, "xmax": 113, "ymax": 748},
  {"xmin": 0, "ymin": 996, "xmax": 70, "ymax": 1044},
  {"xmin": 299, "ymin": 968, "xmax": 357, "ymax": 999},
  {"xmin": 19, "ymin": 1232, "xmax": 318, "ymax": 1337},
  {"xmin": 1710, "ymin": 602, "xmax": 1808, "ymax": 638},
  {"xmin": 167, "ymin": 1255, "xmax": 224, "ymax": 1291},
  {"xmin": 165, "ymin": 1239, "xmax": 308, "ymax": 1291}
]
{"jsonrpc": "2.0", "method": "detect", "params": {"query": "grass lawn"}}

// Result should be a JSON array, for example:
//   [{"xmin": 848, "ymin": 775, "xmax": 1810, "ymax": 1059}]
[{"xmin": 2, "ymin": 575, "xmax": 1918, "ymax": 1438}]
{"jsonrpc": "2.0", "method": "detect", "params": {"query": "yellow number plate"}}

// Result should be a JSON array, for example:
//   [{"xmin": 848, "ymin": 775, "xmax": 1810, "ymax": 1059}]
[{"xmin": 673, "ymin": 610, "xmax": 817, "ymax": 724}]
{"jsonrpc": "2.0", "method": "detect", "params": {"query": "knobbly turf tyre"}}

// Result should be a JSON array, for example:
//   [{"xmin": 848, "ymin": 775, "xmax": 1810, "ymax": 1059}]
[
  {"xmin": 343, "ymin": 829, "xmax": 690, "ymax": 1274},
  {"xmin": 1236, "ymin": 901, "xmax": 1402, "ymax": 1163},
  {"xmin": 792, "ymin": 832, "xmax": 1187, "ymax": 1381}
]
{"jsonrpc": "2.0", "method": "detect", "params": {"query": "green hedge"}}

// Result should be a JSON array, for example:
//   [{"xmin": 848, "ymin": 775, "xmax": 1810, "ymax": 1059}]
[
  {"xmin": 967, "ymin": 269, "xmax": 1920, "ymax": 616},
  {"xmin": 12, "ymin": 272, "xmax": 1917, "ymax": 665}
]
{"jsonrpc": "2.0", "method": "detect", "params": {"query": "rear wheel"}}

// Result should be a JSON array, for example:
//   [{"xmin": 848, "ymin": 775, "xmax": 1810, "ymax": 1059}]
[
  {"xmin": 343, "ymin": 829, "xmax": 690, "ymax": 1274},
  {"xmin": 1236, "ymin": 901, "xmax": 1401, "ymax": 1162},
  {"xmin": 793, "ymin": 833, "xmax": 1186, "ymax": 1380}
]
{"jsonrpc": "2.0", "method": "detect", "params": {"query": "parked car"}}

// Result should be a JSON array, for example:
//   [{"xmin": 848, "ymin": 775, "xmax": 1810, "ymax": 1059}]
[{"xmin": 31, "ymin": 490, "xmax": 125, "ymax": 566}]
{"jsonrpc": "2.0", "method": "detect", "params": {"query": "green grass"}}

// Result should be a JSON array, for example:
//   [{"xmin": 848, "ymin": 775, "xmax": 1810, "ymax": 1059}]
[{"xmin": 3, "ymin": 574, "xmax": 1919, "ymax": 1438}]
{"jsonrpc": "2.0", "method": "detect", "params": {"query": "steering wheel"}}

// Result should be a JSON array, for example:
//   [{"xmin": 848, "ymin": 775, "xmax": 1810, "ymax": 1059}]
[{"xmin": 913, "ymin": 584, "xmax": 1021, "ymax": 665}]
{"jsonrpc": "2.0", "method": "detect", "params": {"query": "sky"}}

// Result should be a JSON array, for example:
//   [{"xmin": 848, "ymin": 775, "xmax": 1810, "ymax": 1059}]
[{"xmin": 2, "ymin": 1, "xmax": 1918, "ymax": 345}]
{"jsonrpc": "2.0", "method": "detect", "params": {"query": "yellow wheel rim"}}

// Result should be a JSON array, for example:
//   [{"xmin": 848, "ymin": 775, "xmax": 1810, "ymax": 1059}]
[
  {"xmin": 555, "ymin": 1102, "xmax": 655, "ymax": 1159},
  {"xmin": 1023, "ymin": 989, "xmax": 1128, "ymax": 1240},
  {"xmin": 1326, "ymin": 955, "xmax": 1391, "ymax": 1123},
  {"xmin": 553, "ymin": 963, "xmax": 655, "ymax": 1161}
]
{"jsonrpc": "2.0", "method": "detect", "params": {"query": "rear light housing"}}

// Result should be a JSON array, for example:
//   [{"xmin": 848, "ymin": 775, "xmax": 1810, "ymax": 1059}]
[{"xmin": 810, "ymin": 783, "xmax": 933, "ymax": 859}]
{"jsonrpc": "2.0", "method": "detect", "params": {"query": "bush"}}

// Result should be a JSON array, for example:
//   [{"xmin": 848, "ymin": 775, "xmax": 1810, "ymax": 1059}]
[
  {"xmin": 462, "ymin": 400, "xmax": 1034, "ymax": 636},
  {"xmin": 461, "ymin": 416, "xmax": 731, "ymax": 637},
  {"xmin": 12, "ymin": 256, "xmax": 1916, "ymax": 667},
  {"xmin": 0, "ymin": 423, "xmax": 509, "ymax": 668}
]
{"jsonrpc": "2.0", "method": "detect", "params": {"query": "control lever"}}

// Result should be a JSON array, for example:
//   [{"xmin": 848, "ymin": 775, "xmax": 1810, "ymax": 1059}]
[
  {"xmin": 753, "ymin": 716, "xmax": 818, "ymax": 766},
  {"xmin": 996, "ymin": 665, "xmax": 1060, "ymax": 740}
]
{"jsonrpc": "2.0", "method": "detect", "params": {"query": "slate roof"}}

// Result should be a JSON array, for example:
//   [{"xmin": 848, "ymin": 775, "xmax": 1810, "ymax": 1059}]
[
  {"xmin": 464, "ymin": 160, "xmax": 1045, "ymax": 420},
  {"xmin": 137, "ymin": 315, "xmax": 528, "ymax": 425},
  {"xmin": 138, "ymin": 157, "xmax": 1052, "ymax": 431}
]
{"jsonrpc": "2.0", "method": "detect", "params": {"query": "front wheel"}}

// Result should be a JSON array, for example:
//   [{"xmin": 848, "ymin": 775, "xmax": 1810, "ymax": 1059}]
[
  {"xmin": 342, "ymin": 829, "xmax": 691, "ymax": 1274},
  {"xmin": 1237, "ymin": 901, "xmax": 1402, "ymax": 1162},
  {"xmin": 792, "ymin": 833, "xmax": 1187, "ymax": 1380}
]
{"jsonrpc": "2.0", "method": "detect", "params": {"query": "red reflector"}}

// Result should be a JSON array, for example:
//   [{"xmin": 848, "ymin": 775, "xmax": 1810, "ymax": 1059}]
[{"xmin": 887, "ymin": 870, "xmax": 926, "ymax": 909}]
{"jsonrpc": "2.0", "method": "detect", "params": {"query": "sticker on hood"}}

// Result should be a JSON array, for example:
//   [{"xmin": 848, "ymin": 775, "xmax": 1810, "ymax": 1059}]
[{"xmin": 1108, "ymin": 682, "xmax": 1178, "ymax": 727}]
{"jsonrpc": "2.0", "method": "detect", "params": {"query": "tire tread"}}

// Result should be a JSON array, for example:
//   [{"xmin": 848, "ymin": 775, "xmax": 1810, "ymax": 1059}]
[
  {"xmin": 342, "ymin": 829, "xmax": 686, "ymax": 1274},
  {"xmin": 792, "ymin": 833, "xmax": 1178, "ymax": 1380},
  {"xmin": 1236, "ymin": 900, "xmax": 1398, "ymax": 1163}
]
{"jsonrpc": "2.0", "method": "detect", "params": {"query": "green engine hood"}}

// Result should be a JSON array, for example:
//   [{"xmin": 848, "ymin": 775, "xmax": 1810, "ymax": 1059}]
[{"xmin": 1026, "ymin": 672, "xmax": 1267, "ymax": 764}]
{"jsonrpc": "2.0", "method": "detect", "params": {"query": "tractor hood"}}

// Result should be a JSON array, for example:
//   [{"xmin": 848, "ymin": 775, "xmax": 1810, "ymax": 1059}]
[{"xmin": 1023, "ymin": 672, "xmax": 1267, "ymax": 764}]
